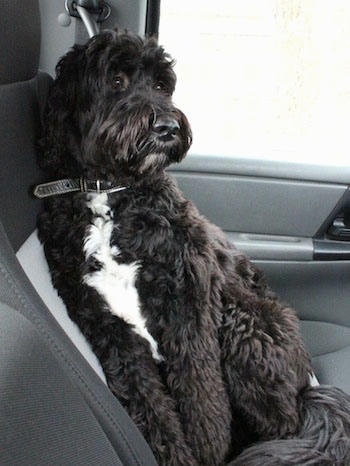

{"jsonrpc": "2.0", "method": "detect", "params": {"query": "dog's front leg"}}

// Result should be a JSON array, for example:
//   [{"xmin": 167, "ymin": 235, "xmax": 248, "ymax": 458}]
[{"xmin": 88, "ymin": 318, "xmax": 199, "ymax": 466}]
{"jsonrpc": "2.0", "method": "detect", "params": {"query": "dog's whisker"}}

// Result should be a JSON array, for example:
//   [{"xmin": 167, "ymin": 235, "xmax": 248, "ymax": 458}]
[{"xmin": 149, "ymin": 106, "xmax": 157, "ymax": 128}]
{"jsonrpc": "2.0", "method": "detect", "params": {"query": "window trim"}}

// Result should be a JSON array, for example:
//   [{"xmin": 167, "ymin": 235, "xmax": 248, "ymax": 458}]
[{"xmin": 145, "ymin": 0, "xmax": 161, "ymax": 37}]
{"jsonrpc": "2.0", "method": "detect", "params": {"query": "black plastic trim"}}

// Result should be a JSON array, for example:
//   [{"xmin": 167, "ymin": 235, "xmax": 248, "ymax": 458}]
[
  {"xmin": 313, "ymin": 239, "xmax": 350, "ymax": 261},
  {"xmin": 145, "ymin": 0, "xmax": 160, "ymax": 37},
  {"xmin": 314, "ymin": 187, "xmax": 350, "ymax": 240},
  {"xmin": 312, "ymin": 186, "xmax": 350, "ymax": 260}
]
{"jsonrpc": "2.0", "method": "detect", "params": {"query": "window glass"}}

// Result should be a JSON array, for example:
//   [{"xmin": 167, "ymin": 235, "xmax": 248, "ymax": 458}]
[{"xmin": 159, "ymin": 1, "xmax": 350, "ymax": 165}]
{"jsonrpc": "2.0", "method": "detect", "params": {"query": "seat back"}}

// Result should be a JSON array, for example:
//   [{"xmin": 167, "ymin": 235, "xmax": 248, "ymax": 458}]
[{"xmin": 0, "ymin": 0, "xmax": 50, "ymax": 251}]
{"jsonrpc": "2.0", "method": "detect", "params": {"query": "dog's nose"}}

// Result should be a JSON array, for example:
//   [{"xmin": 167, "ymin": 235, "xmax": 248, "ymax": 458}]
[{"xmin": 153, "ymin": 118, "xmax": 180, "ymax": 142}]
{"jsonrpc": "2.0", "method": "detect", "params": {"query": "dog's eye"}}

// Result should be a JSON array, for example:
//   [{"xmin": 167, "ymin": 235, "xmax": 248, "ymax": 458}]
[
  {"xmin": 112, "ymin": 74, "xmax": 126, "ymax": 90},
  {"xmin": 155, "ymin": 82, "xmax": 170, "ymax": 95}
]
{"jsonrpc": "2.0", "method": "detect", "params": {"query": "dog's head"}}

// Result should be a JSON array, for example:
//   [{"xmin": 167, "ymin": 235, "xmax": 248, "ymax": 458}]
[{"xmin": 39, "ymin": 30, "xmax": 192, "ymax": 181}]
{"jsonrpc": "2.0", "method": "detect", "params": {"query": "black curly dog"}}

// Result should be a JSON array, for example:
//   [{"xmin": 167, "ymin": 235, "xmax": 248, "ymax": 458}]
[{"xmin": 36, "ymin": 29, "xmax": 350, "ymax": 465}]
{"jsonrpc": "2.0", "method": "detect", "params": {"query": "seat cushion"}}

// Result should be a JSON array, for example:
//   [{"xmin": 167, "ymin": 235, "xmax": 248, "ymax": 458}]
[
  {"xmin": 16, "ymin": 230, "xmax": 106, "ymax": 382},
  {"xmin": 0, "ymin": 302, "xmax": 122, "ymax": 466},
  {"xmin": 300, "ymin": 320, "xmax": 350, "ymax": 393}
]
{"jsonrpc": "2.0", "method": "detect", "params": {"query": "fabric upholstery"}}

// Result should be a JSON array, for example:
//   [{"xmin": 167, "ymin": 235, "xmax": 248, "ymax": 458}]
[{"xmin": 0, "ymin": 0, "xmax": 40, "ymax": 85}]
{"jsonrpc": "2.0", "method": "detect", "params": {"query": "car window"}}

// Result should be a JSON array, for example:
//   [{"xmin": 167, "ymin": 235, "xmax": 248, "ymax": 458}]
[{"xmin": 159, "ymin": 1, "xmax": 350, "ymax": 166}]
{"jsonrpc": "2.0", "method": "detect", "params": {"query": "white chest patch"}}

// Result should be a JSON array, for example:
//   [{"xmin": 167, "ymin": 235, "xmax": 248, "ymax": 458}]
[{"xmin": 83, "ymin": 193, "xmax": 163, "ymax": 362}]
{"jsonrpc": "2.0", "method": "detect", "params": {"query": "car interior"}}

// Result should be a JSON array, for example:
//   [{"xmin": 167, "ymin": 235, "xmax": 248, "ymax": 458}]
[{"xmin": 1, "ymin": 0, "xmax": 350, "ymax": 464}]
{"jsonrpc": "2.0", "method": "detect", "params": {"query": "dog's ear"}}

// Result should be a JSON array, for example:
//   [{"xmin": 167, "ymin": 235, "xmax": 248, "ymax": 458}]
[{"xmin": 38, "ymin": 46, "xmax": 85, "ymax": 176}]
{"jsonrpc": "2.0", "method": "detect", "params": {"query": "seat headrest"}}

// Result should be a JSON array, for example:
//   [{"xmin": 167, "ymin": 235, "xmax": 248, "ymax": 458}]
[{"xmin": 0, "ymin": 0, "xmax": 41, "ymax": 85}]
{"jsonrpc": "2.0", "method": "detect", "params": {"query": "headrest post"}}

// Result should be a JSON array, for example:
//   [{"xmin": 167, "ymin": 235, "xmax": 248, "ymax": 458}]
[{"xmin": 76, "ymin": 5, "xmax": 100, "ymax": 38}]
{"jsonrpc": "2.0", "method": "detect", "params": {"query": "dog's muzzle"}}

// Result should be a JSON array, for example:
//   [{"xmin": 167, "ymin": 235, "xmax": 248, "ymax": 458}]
[{"xmin": 153, "ymin": 118, "xmax": 180, "ymax": 142}]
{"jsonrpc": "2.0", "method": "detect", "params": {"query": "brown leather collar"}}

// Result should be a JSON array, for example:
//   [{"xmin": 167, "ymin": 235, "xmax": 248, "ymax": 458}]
[{"xmin": 33, "ymin": 178, "xmax": 128, "ymax": 198}]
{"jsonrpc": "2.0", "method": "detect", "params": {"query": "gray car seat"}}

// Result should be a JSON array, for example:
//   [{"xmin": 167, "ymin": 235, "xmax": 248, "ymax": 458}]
[{"xmin": 0, "ymin": 1, "xmax": 157, "ymax": 464}]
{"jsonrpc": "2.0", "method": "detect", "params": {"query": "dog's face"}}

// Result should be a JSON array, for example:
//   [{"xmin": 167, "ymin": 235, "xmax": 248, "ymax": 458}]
[{"xmin": 39, "ymin": 30, "xmax": 192, "ymax": 180}]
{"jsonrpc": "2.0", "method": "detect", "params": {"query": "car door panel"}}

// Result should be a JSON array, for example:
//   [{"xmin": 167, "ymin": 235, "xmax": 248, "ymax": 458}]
[
  {"xmin": 172, "ymin": 172, "xmax": 346, "ymax": 237},
  {"xmin": 257, "ymin": 260, "xmax": 350, "ymax": 326}
]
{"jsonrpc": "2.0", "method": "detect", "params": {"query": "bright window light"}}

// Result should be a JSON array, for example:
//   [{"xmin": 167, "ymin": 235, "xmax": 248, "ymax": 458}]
[{"xmin": 159, "ymin": 1, "xmax": 350, "ymax": 165}]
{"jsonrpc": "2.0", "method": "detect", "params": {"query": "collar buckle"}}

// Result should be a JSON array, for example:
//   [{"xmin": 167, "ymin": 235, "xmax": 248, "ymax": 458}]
[{"xmin": 79, "ymin": 178, "xmax": 102, "ymax": 193}]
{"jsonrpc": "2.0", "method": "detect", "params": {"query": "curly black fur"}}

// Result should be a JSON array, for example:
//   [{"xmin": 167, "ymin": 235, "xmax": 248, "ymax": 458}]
[{"xmin": 37, "ymin": 29, "xmax": 350, "ymax": 465}]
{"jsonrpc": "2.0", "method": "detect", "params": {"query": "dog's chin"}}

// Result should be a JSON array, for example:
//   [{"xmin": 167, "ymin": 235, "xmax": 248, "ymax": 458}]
[{"xmin": 138, "ymin": 152, "xmax": 169, "ymax": 174}]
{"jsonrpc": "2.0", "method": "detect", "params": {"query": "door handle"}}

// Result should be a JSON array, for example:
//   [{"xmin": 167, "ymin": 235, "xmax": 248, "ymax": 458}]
[
  {"xmin": 314, "ymin": 214, "xmax": 350, "ymax": 260},
  {"xmin": 313, "ymin": 190, "xmax": 350, "ymax": 259},
  {"xmin": 327, "ymin": 217, "xmax": 350, "ymax": 241}
]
